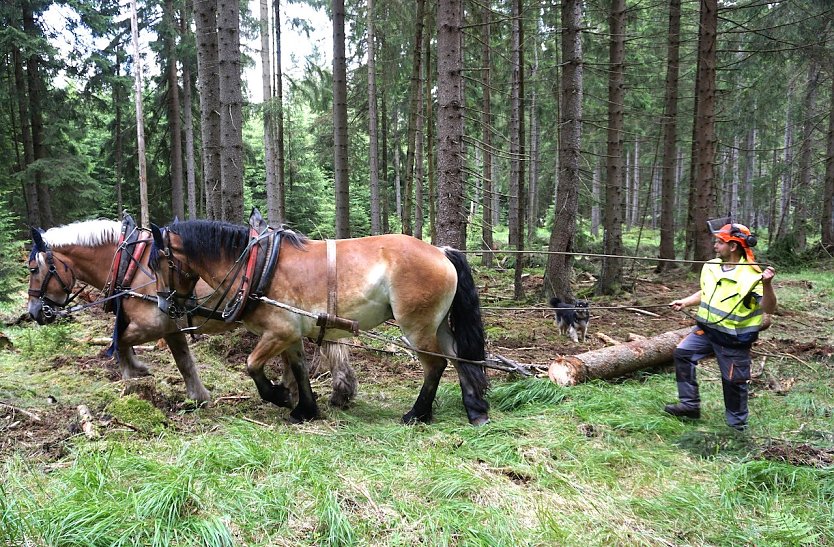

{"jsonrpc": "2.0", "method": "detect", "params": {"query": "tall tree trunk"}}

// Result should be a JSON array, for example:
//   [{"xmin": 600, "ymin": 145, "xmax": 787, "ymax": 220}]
[
  {"xmin": 259, "ymin": 0, "xmax": 277, "ymax": 223},
  {"xmin": 414, "ymin": 33, "xmax": 426, "ymax": 241},
  {"xmin": 367, "ymin": 0, "xmax": 381, "ymax": 234},
  {"xmin": 657, "ymin": 0, "xmax": 681, "ymax": 271},
  {"xmin": 272, "ymin": 0, "xmax": 286, "ymax": 222},
  {"xmin": 509, "ymin": 0, "xmax": 525, "ymax": 299},
  {"xmin": 823, "ymin": 64, "xmax": 834, "ymax": 249},
  {"xmin": 631, "ymin": 139, "xmax": 640, "ymax": 226},
  {"xmin": 181, "ymin": 8, "xmax": 198, "ymax": 219},
  {"xmin": 22, "ymin": 2, "xmax": 52, "ymax": 226},
  {"xmin": 381, "ymin": 54, "xmax": 390, "ymax": 234},
  {"xmin": 690, "ymin": 0, "xmax": 718, "ymax": 263},
  {"xmin": 527, "ymin": 32, "xmax": 540, "ymax": 245},
  {"xmin": 217, "ymin": 0, "xmax": 244, "ymax": 222},
  {"xmin": 12, "ymin": 47, "xmax": 39, "ymax": 227},
  {"xmin": 435, "ymin": 0, "xmax": 465, "ymax": 247},
  {"xmin": 545, "ymin": 0, "xmax": 582, "ymax": 300},
  {"xmin": 332, "ymin": 0, "xmax": 350, "ymax": 237},
  {"xmin": 591, "ymin": 161, "xmax": 600, "ymax": 238},
  {"xmin": 129, "ymin": 0, "xmax": 149, "ymax": 226},
  {"xmin": 742, "ymin": 126, "xmax": 755, "ymax": 223},
  {"xmin": 597, "ymin": 0, "xmax": 626, "ymax": 296},
  {"xmin": 115, "ymin": 50, "xmax": 125, "ymax": 217},
  {"xmin": 194, "ymin": 0, "xmax": 221, "ymax": 219},
  {"xmin": 165, "ymin": 0, "xmax": 185, "ymax": 220},
  {"xmin": 480, "ymin": 4, "xmax": 494, "ymax": 266},
  {"xmin": 424, "ymin": 9, "xmax": 436, "ymax": 243},
  {"xmin": 775, "ymin": 85, "xmax": 794, "ymax": 241},
  {"xmin": 792, "ymin": 61, "xmax": 820, "ymax": 252},
  {"xmin": 402, "ymin": 0, "xmax": 426, "ymax": 236}
]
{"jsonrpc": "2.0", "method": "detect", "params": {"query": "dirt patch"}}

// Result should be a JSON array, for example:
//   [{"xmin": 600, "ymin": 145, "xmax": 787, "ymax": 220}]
[
  {"xmin": 1, "ymin": 404, "xmax": 79, "ymax": 461},
  {"xmin": 760, "ymin": 442, "xmax": 834, "ymax": 468}
]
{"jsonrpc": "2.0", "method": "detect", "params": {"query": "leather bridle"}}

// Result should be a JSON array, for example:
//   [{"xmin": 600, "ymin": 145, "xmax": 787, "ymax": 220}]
[
  {"xmin": 155, "ymin": 228, "xmax": 199, "ymax": 318},
  {"xmin": 27, "ymin": 248, "xmax": 82, "ymax": 319}
]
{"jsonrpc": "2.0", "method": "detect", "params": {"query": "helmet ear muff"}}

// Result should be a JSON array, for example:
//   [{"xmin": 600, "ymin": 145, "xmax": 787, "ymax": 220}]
[{"xmin": 729, "ymin": 225, "xmax": 757, "ymax": 248}]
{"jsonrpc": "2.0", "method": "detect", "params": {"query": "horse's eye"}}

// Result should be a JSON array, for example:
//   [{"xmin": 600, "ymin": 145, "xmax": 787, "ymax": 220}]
[{"xmin": 29, "ymin": 267, "xmax": 39, "ymax": 274}]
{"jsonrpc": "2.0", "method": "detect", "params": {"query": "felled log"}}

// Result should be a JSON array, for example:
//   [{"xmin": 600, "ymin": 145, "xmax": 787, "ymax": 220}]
[
  {"xmin": 548, "ymin": 327, "xmax": 691, "ymax": 386},
  {"xmin": 77, "ymin": 404, "xmax": 100, "ymax": 439}
]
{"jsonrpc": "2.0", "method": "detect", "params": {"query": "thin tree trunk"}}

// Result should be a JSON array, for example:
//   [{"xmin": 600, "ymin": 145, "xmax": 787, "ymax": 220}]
[
  {"xmin": 742, "ymin": 126, "xmax": 755, "ymax": 223},
  {"xmin": 657, "ymin": 0, "xmax": 681, "ymax": 271},
  {"xmin": 402, "ymin": 0, "xmax": 426, "ymax": 236},
  {"xmin": 115, "ymin": 50, "xmax": 125, "ymax": 216},
  {"xmin": 273, "ymin": 0, "xmax": 286, "ymax": 222},
  {"xmin": 217, "ymin": 0, "xmax": 244, "ymax": 222},
  {"xmin": 129, "ymin": 0, "xmax": 149, "ymax": 226},
  {"xmin": 260, "ymin": 0, "xmax": 277, "ymax": 223},
  {"xmin": 792, "ymin": 61, "xmax": 820, "ymax": 252},
  {"xmin": 165, "ymin": 0, "xmax": 185, "ymax": 220},
  {"xmin": 332, "ymin": 0, "xmax": 350, "ymax": 237},
  {"xmin": 12, "ymin": 47, "xmax": 38, "ymax": 227},
  {"xmin": 381, "ymin": 58, "xmax": 390, "ymax": 234},
  {"xmin": 597, "ymin": 0, "xmax": 626, "ymax": 296},
  {"xmin": 194, "ymin": 0, "xmax": 221, "ymax": 219},
  {"xmin": 527, "ymin": 32, "xmax": 540, "ymax": 245},
  {"xmin": 414, "ymin": 32, "xmax": 426, "ymax": 241},
  {"xmin": 509, "ymin": 0, "xmax": 525, "ymax": 299},
  {"xmin": 424, "ymin": 10, "xmax": 436, "ymax": 243},
  {"xmin": 367, "ymin": 0, "xmax": 381, "ymax": 234},
  {"xmin": 690, "ymin": 0, "xmax": 718, "ymax": 263},
  {"xmin": 480, "ymin": 4, "xmax": 494, "ymax": 266},
  {"xmin": 435, "ymin": 0, "xmax": 465, "ymax": 248},
  {"xmin": 823, "ymin": 64, "xmax": 834, "ymax": 249},
  {"xmin": 591, "ymin": 161, "xmax": 600, "ymax": 238},
  {"xmin": 181, "ymin": 8, "xmax": 197, "ymax": 219},
  {"xmin": 545, "ymin": 0, "xmax": 582, "ymax": 300}
]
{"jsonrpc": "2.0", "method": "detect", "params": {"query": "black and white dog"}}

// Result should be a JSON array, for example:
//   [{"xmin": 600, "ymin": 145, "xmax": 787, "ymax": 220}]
[{"xmin": 550, "ymin": 297, "xmax": 591, "ymax": 343}]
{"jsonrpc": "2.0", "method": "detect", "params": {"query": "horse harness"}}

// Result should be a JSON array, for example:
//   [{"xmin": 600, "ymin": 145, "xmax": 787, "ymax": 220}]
[
  {"xmin": 28, "ymin": 247, "xmax": 82, "ymax": 319},
  {"xmin": 103, "ymin": 214, "xmax": 154, "ymax": 312}
]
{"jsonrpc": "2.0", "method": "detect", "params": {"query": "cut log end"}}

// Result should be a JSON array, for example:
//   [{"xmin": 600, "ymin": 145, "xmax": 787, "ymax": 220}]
[{"xmin": 548, "ymin": 357, "xmax": 585, "ymax": 386}]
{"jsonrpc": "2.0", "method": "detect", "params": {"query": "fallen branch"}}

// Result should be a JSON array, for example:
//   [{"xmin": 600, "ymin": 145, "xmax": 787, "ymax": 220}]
[
  {"xmin": 595, "ymin": 333, "xmax": 621, "ymax": 346},
  {"xmin": 0, "ymin": 402, "xmax": 41, "ymax": 422},
  {"xmin": 549, "ymin": 327, "xmax": 691, "ymax": 386},
  {"xmin": 626, "ymin": 307, "xmax": 662, "ymax": 318}
]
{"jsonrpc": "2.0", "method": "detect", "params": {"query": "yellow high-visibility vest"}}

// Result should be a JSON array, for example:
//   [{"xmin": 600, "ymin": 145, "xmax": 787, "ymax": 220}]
[{"xmin": 696, "ymin": 258, "xmax": 764, "ymax": 338}]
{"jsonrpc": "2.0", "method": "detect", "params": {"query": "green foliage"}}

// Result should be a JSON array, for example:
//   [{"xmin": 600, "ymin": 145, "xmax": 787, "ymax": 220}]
[
  {"xmin": 15, "ymin": 321, "xmax": 77, "ymax": 360},
  {"xmin": 0, "ymin": 195, "xmax": 22, "ymax": 303},
  {"xmin": 488, "ymin": 377, "xmax": 567, "ymax": 412}
]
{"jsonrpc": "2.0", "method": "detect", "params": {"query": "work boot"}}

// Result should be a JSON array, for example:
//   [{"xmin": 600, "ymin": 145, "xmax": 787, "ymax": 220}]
[{"xmin": 663, "ymin": 403, "xmax": 700, "ymax": 419}]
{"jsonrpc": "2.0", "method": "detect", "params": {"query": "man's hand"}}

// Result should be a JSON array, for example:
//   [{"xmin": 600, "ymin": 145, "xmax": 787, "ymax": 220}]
[
  {"xmin": 670, "ymin": 299, "xmax": 687, "ymax": 311},
  {"xmin": 762, "ymin": 265, "xmax": 776, "ymax": 284}
]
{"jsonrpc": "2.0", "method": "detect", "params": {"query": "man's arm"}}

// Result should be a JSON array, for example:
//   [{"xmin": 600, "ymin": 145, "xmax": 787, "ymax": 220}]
[
  {"xmin": 760, "ymin": 266, "xmax": 777, "ymax": 314},
  {"xmin": 670, "ymin": 290, "xmax": 701, "ymax": 311}
]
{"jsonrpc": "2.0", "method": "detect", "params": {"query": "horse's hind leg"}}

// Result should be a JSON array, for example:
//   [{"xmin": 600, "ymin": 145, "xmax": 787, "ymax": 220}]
[
  {"xmin": 281, "ymin": 340, "xmax": 319, "ymax": 423},
  {"xmin": 164, "ymin": 332, "xmax": 211, "ymax": 403},
  {"xmin": 320, "ymin": 342, "xmax": 357, "ymax": 408},
  {"xmin": 247, "ymin": 334, "xmax": 319, "ymax": 422},
  {"xmin": 246, "ymin": 333, "xmax": 294, "ymax": 409},
  {"xmin": 118, "ymin": 342, "xmax": 151, "ymax": 378},
  {"xmin": 438, "ymin": 326, "xmax": 490, "ymax": 426},
  {"xmin": 403, "ymin": 353, "xmax": 447, "ymax": 424}
]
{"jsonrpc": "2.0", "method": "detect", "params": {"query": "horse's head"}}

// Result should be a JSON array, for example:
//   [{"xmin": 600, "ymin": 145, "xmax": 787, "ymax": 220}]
[
  {"xmin": 27, "ymin": 228, "xmax": 77, "ymax": 324},
  {"xmin": 150, "ymin": 223, "xmax": 200, "ymax": 318}
]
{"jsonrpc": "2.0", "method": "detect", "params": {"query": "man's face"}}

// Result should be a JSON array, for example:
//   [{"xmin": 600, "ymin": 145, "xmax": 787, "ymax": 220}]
[{"xmin": 713, "ymin": 238, "xmax": 735, "ymax": 261}]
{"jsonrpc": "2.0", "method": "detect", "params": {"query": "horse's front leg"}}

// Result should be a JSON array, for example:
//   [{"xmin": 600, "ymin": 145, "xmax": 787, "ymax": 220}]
[
  {"xmin": 247, "ymin": 334, "xmax": 319, "ymax": 423},
  {"xmin": 164, "ymin": 332, "xmax": 211, "ymax": 403},
  {"xmin": 118, "ymin": 342, "xmax": 152, "ymax": 379}
]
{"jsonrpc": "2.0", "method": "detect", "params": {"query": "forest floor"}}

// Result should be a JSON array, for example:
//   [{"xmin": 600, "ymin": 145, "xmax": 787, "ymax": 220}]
[{"xmin": 2, "ymin": 266, "xmax": 832, "ymax": 462}]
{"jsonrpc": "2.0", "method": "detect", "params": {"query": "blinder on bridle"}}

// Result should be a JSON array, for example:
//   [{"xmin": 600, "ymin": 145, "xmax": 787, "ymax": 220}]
[
  {"xmin": 155, "ymin": 227, "xmax": 199, "ymax": 319},
  {"xmin": 28, "ymin": 247, "xmax": 81, "ymax": 320}
]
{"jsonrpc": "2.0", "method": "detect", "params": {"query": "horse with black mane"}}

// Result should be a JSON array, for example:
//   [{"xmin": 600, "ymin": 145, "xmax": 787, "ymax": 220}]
[
  {"xmin": 26, "ymin": 218, "xmax": 356, "ymax": 406},
  {"xmin": 150, "ymin": 213, "xmax": 490, "ymax": 425}
]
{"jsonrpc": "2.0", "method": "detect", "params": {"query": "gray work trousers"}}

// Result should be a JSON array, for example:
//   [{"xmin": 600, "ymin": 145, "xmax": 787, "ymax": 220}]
[{"xmin": 673, "ymin": 329, "xmax": 753, "ymax": 429}]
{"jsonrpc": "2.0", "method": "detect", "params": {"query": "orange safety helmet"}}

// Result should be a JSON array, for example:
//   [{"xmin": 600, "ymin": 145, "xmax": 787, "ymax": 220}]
[{"xmin": 713, "ymin": 223, "xmax": 757, "ymax": 262}]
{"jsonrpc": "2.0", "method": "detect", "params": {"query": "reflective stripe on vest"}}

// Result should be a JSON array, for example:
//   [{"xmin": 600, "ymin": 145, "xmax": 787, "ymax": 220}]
[{"xmin": 695, "ymin": 259, "xmax": 763, "ymax": 336}]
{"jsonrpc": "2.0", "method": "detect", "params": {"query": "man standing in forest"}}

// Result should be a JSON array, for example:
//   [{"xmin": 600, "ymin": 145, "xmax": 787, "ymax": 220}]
[{"xmin": 665, "ymin": 219, "xmax": 777, "ymax": 431}]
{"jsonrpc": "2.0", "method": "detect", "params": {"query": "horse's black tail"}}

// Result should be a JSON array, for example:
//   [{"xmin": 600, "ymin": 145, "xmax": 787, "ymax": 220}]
[{"xmin": 444, "ymin": 248, "xmax": 489, "ymax": 398}]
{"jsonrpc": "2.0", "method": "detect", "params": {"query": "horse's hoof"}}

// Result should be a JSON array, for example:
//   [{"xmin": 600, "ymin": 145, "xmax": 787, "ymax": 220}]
[
  {"xmin": 289, "ymin": 407, "xmax": 319, "ymax": 423},
  {"xmin": 402, "ymin": 412, "xmax": 431, "ymax": 425},
  {"xmin": 468, "ymin": 415, "xmax": 490, "ymax": 426}
]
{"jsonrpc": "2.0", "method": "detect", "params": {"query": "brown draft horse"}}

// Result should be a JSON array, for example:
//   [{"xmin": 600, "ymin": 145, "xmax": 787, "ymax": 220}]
[
  {"xmin": 150, "ymin": 218, "xmax": 491, "ymax": 425},
  {"xmin": 26, "ymin": 220, "xmax": 356, "ymax": 405}
]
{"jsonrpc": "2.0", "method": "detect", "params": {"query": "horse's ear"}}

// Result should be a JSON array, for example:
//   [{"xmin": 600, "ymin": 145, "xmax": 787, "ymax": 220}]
[
  {"xmin": 150, "ymin": 223, "xmax": 164, "ymax": 248},
  {"xmin": 31, "ymin": 227, "xmax": 45, "ymax": 251},
  {"xmin": 173, "ymin": 215, "xmax": 180, "ymax": 224},
  {"xmin": 249, "ymin": 207, "xmax": 263, "ymax": 225}
]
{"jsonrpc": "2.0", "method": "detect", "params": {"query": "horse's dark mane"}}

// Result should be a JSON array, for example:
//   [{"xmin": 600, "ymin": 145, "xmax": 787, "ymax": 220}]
[{"xmin": 162, "ymin": 219, "xmax": 308, "ymax": 270}]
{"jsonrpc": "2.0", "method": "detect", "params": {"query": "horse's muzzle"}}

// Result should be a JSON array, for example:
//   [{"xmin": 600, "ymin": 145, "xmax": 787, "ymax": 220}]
[{"xmin": 28, "ymin": 300, "xmax": 56, "ymax": 325}]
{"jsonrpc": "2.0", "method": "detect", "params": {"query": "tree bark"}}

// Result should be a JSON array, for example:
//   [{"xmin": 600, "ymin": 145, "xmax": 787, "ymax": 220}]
[
  {"xmin": 792, "ymin": 60, "xmax": 820, "ymax": 252},
  {"xmin": 690, "ymin": 0, "xmax": 718, "ymax": 263},
  {"xmin": 548, "ymin": 328, "xmax": 691, "ymax": 386},
  {"xmin": 260, "ymin": 0, "xmax": 277, "ymax": 223},
  {"xmin": 509, "ymin": 0, "xmax": 525, "ymax": 299},
  {"xmin": 217, "ymin": 0, "xmax": 244, "ymax": 222},
  {"xmin": 480, "ymin": 4, "xmax": 494, "ymax": 266},
  {"xmin": 180, "ymin": 8, "xmax": 198, "ymax": 219},
  {"xmin": 544, "ymin": 0, "xmax": 582, "ymax": 301},
  {"xmin": 194, "ymin": 0, "xmax": 221, "ymax": 219},
  {"xmin": 273, "ymin": 0, "xmax": 286, "ymax": 222},
  {"xmin": 435, "ymin": 0, "xmax": 465, "ymax": 248},
  {"xmin": 367, "ymin": 0, "xmax": 381, "ymax": 234},
  {"xmin": 424, "ymin": 9, "xmax": 436, "ymax": 243},
  {"xmin": 129, "ymin": 0, "xmax": 149, "ymax": 227},
  {"xmin": 12, "ymin": 46, "xmax": 39, "ymax": 227},
  {"xmin": 823, "ymin": 64, "xmax": 834, "ymax": 249},
  {"xmin": 332, "ymin": 0, "xmax": 350, "ymax": 237},
  {"xmin": 597, "ymin": 0, "xmax": 626, "ymax": 296},
  {"xmin": 402, "ymin": 0, "xmax": 426, "ymax": 236},
  {"xmin": 165, "ymin": 0, "xmax": 185, "ymax": 220}
]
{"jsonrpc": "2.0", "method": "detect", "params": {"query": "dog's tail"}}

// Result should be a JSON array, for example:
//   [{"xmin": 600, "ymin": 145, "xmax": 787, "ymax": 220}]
[{"xmin": 549, "ymin": 297, "xmax": 562, "ymax": 308}]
